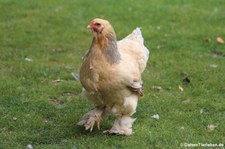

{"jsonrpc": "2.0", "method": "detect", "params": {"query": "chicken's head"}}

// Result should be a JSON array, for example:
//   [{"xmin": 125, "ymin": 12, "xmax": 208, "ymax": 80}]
[{"xmin": 87, "ymin": 18, "xmax": 116, "ymax": 38}]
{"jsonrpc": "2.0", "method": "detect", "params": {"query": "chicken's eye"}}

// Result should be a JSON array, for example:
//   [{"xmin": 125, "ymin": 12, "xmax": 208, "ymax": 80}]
[{"xmin": 95, "ymin": 23, "xmax": 101, "ymax": 26}]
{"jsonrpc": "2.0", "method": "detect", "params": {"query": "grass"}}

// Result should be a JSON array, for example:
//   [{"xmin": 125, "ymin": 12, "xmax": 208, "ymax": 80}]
[{"xmin": 0, "ymin": 0, "xmax": 225, "ymax": 148}]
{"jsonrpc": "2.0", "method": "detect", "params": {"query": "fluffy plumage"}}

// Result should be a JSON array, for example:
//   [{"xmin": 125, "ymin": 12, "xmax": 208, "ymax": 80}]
[{"xmin": 78, "ymin": 18, "xmax": 149, "ymax": 135}]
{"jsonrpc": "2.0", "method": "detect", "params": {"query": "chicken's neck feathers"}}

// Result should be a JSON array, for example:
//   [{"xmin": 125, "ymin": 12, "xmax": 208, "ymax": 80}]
[{"xmin": 90, "ymin": 33, "xmax": 121, "ymax": 64}]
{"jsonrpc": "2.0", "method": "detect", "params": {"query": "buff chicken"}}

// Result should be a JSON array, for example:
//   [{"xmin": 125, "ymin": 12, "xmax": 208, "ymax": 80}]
[{"xmin": 78, "ymin": 18, "xmax": 149, "ymax": 135}]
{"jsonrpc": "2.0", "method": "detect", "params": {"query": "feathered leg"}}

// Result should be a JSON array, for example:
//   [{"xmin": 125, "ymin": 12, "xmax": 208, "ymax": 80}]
[
  {"xmin": 78, "ymin": 89, "xmax": 106, "ymax": 131},
  {"xmin": 103, "ymin": 116, "xmax": 136, "ymax": 135},
  {"xmin": 78, "ymin": 108, "xmax": 105, "ymax": 132},
  {"xmin": 104, "ymin": 94, "xmax": 138, "ymax": 135}
]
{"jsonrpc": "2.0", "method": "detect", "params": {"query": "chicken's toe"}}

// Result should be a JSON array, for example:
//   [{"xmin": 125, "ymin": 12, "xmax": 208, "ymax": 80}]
[{"xmin": 78, "ymin": 108, "xmax": 104, "ymax": 132}]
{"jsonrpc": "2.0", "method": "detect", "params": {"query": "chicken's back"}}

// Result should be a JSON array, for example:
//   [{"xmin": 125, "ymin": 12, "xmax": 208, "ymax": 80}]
[{"xmin": 117, "ymin": 28, "xmax": 149, "ymax": 73}]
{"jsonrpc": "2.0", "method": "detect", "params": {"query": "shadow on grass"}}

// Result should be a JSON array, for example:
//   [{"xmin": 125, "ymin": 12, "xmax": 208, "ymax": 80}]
[
  {"xmin": 3, "ymin": 95, "xmax": 126, "ymax": 146},
  {"xmin": 15, "ymin": 108, "xmax": 121, "ymax": 146}
]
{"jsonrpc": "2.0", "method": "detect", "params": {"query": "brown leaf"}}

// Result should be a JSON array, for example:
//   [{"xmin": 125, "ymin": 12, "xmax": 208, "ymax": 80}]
[
  {"xmin": 204, "ymin": 37, "xmax": 211, "ymax": 42},
  {"xmin": 216, "ymin": 37, "xmax": 224, "ymax": 44},
  {"xmin": 183, "ymin": 76, "xmax": 191, "ymax": 84}
]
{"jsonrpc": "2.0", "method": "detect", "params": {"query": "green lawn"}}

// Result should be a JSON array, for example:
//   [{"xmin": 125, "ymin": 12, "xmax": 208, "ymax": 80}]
[{"xmin": 1, "ymin": 0, "xmax": 225, "ymax": 148}]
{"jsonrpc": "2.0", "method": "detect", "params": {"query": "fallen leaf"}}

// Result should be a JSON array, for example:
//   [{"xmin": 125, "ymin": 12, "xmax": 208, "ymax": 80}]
[
  {"xmin": 52, "ymin": 79, "xmax": 64, "ymax": 83},
  {"xmin": 72, "ymin": 72, "xmax": 80, "ymax": 81},
  {"xmin": 27, "ymin": 144, "xmax": 33, "ymax": 149},
  {"xmin": 24, "ymin": 57, "xmax": 33, "ymax": 62},
  {"xmin": 207, "ymin": 124, "xmax": 217, "ymax": 132},
  {"xmin": 181, "ymin": 72, "xmax": 190, "ymax": 84},
  {"xmin": 151, "ymin": 114, "xmax": 159, "ymax": 120},
  {"xmin": 152, "ymin": 85, "xmax": 162, "ymax": 91},
  {"xmin": 216, "ymin": 37, "xmax": 224, "ymax": 44},
  {"xmin": 210, "ymin": 64, "xmax": 218, "ymax": 68},
  {"xmin": 183, "ymin": 76, "xmax": 191, "ymax": 84},
  {"xmin": 179, "ymin": 85, "xmax": 184, "ymax": 92},
  {"xmin": 200, "ymin": 109, "xmax": 204, "ymax": 114},
  {"xmin": 204, "ymin": 37, "xmax": 211, "ymax": 42}
]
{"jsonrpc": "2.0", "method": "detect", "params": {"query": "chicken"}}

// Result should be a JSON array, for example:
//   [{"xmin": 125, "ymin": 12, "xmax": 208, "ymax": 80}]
[{"xmin": 78, "ymin": 18, "xmax": 149, "ymax": 135}]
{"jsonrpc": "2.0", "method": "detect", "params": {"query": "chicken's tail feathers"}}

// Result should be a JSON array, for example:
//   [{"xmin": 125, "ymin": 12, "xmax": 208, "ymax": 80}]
[
  {"xmin": 132, "ymin": 27, "xmax": 144, "ymax": 44},
  {"xmin": 128, "ymin": 28, "xmax": 150, "ymax": 59}
]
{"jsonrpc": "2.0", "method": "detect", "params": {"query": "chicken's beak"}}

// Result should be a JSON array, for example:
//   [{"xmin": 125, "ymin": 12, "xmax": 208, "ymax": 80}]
[
  {"xmin": 87, "ymin": 24, "xmax": 92, "ymax": 29},
  {"xmin": 87, "ymin": 22, "xmax": 94, "ymax": 29}
]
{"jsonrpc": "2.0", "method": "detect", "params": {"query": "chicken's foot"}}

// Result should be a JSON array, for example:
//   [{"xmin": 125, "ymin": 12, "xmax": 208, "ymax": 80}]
[
  {"xmin": 103, "ymin": 116, "xmax": 136, "ymax": 135},
  {"xmin": 78, "ymin": 108, "xmax": 104, "ymax": 132}
]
